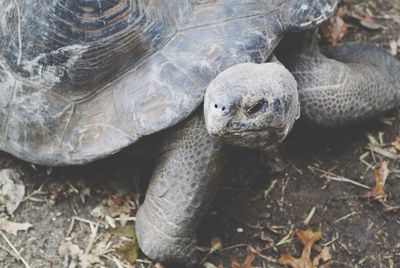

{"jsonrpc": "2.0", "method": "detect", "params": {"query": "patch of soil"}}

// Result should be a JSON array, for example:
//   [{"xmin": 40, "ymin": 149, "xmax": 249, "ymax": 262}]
[{"xmin": 0, "ymin": 1, "xmax": 399, "ymax": 268}]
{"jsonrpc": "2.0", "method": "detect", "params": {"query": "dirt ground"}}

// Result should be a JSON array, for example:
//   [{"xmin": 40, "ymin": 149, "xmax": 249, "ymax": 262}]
[{"xmin": 0, "ymin": 1, "xmax": 400, "ymax": 268}]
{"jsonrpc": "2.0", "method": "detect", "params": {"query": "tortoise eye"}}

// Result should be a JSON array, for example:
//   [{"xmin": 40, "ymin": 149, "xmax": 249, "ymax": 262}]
[{"xmin": 246, "ymin": 99, "xmax": 268, "ymax": 115}]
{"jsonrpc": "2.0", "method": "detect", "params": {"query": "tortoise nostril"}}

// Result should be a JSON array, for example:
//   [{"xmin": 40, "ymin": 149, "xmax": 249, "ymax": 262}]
[{"xmin": 213, "ymin": 103, "xmax": 227, "ymax": 112}]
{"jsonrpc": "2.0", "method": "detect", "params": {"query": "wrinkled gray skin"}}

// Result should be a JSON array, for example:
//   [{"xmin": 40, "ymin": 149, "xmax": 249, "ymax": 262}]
[
  {"xmin": 136, "ymin": 111, "xmax": 225, "ymax": 265},
  {"xmin": 277, "ymin": 32, "xmax": 400, "ymax": 127},
  {"xmin": 205, "ymin": 62, "xmax": 300, "ymax": 150},
  {"xmin": 205, "ymin": 34, "xmax": 400, "ymax": 147},
  {"xmin": 1, "ymin": 0, "xmax": 400, "ymax": 266}
]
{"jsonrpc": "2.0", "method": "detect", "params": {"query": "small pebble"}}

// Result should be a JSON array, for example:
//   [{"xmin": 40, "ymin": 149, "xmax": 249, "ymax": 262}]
[{"xmin": 237, "ymin": 228, "xmax": 244, "ymax": 233}]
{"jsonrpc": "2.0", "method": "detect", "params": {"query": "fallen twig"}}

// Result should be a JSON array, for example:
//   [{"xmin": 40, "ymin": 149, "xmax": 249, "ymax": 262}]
[
  {"xmin": 303, "ymin": 206, "xmax": 316, "ymax": 225},
  {"xmin": 367, "ymin": 145, "xmax": 399, "ymax": 160},
  {"xmin": 0, "ymin": 230, "xmax": 31, "ymax": 268},
  {"xmin": 308, "ymin": 166, "xmax": 371, "ymax": 190},
  {"xmin": 333, "ymin": 211, "xmax": 359, "ymax": 224}
]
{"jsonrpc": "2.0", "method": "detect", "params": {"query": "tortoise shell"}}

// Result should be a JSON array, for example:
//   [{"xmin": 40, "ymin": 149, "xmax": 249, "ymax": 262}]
[{"xmin": 0, "ymin": 0, "xmax": 337, "ymax": 165}]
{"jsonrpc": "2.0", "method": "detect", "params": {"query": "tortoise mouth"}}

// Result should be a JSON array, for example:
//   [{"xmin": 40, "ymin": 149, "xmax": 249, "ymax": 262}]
[
  {"xmin": 213, "ymin": 125, "xmax": 288, "ymax": 150},
  {"xmin": 224, "ymin": 125, "xmax": 286, "ymax": 134}
]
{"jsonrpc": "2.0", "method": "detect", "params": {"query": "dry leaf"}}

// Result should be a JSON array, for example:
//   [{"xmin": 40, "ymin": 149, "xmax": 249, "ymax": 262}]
[
  {"xmin": 106, "ymin": 195, "xmax": 133, "ymax": 217},
  {"xmin": 58, "ymin": 241, "xmax": 104, "ymax": 268},
  {"xmin": 359, "ymin": 16, "xmax": 384, "ymax": 30},
  {"xmin": 49, "ymin": 183, "xmax": 68, "ymax": 204},
  {"xmin": 363, "ymin": 161, "xmax": 400, "ymax": 211},
  {"xmin": 0, "ymin": 169, "xmax": 25, "ymax": 215},
  {"xmin": 320, "ymin": 7, "xmax": 348, "ymax": 45},
  {"xmin": 210, "ymin": 237, "xmax": 222, "ymax": 254},
  {"xmin": 277, "ymin": 228, "xmax": 330, "ymax": 268},
  {"xmin": 118, "ymin": 213, "xmax": 131, "ymax": 227},
  {"xmin": 107, "ymin": 195, "xmax": 123, "ymax": 207},
  {"xmin": 391, "ymin": 137, "xmax": 400, "ymax": 151},
  {"xmin": 0, "ymin": 218, "xmax": 32, "ymax": 235},
  {"xmin": 91, "ymin": 233, "xmax": 112, "ymax": 256},
  {"xmin": 313, "ymin": 247, "xmax": 332, "ymax": 267},
  {"xmin": 79, "ymin": 254, "xmax": 103, "ymax": 268},
  {"xmin": 363, "ymin": 161, "xmax": 389, "ymax": 201},
  {"xmin": 348, "ymin": 12, "xmax": 384, "ymax": 30},
  {"xmin": 90, "ymin": 204, "xmax": 108, "ymax": 218},
  {"xmin": 79, "ymin": 187, "xmax": 91, "ymax": 203},
  {"xmin": 231, "ymin": 248, "xmax": 256, "ymax": 268},
  {"xmin": 92, "ymin": 194, "xmax": 135, "ymax": 227}
]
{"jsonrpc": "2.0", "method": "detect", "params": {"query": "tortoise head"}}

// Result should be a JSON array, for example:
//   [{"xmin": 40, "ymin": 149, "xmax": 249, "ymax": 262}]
[{"xmin": 204, "ymin": 62, "xmax": 300, "ymax": 150}]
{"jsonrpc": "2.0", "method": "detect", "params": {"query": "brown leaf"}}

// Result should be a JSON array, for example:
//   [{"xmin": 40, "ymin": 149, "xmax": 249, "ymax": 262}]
[
  {"xmin": 49, "ymin": 183, "xmax": 68, "ymax": 204},
  {"xmin": 348, "ymin": 12, "xmax": 384, "ymax": 30},
  {"xmin": 320, "ymin": 17, "xmax": 348, "ymax": 45},
  {"xmin": 360, "ymin": 16, "xmax": 384, "ymax": 30},
  {"xmin": 347, "ymin": 12, "xmax": 363, "ymax": 21},
  {"xmin": 363, "ymin": 161, "xmax": 389, "ymax": 201},
  {"xmin": 278, "ymin": 254, "xmax": 308, "ymax": 268},
  {"xmin": 391, "ymin": 137, "xmax": 400, "ymax": 151},
  {"xmin": 0, "ymin": 218, "xmax": 32, "ymax": 235},
  {"xmin": 313, "ymin": 247, "xmax": 332, "ymax": 267},
  {"xmin": 320, "ymin": 7, "xmax": 348, "ymax": 45},
  {"xmin": 107, "ymin": 195, "xmax": 123, "ymax": 207},
  {"xmin": 93, "ymin": 194, "xmax": 135, "ymax": 222},
  {"xmin": 336, "ymin": 6, "xmax": 347, "ymax": 18},
  {"xmin": 231, "ymin": 248, "xmax": 256, "ymax": 268},
  {"xmin": 277, "ymin": 228, "xmax": 329, "ymax": 268}
]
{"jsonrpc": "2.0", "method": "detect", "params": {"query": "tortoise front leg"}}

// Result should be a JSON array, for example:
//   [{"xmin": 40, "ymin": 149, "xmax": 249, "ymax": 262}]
[
  {"xmin": 136, "ymin": 110, "xmax": 225, "ymax": 265},
  {"xmin": 279, "ymin": 32, "xmax": 400, "ymax": 127}
]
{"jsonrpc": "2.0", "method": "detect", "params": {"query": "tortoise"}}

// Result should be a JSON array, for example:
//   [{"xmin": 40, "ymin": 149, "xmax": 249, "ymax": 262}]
[{"xmin": 1, "ymin": 0, "xmax": 400, "ymax": 265}]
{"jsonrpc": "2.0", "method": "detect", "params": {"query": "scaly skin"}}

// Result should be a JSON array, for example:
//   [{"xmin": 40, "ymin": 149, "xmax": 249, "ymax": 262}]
[
  {"xmin": 280, "ymin": 34, "xmax": 400, "ymax": 126},
  {"xmin": 204, "ymin": 62, "xmax": 300, "ymax": 150},
  {"xmin": 136, "ymin": 110, "xmax": 225, "ymax": 265}
]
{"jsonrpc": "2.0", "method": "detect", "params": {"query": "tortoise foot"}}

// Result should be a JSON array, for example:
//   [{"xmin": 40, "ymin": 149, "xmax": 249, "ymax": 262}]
[{"xmin": 136, "ymin": 206, "xmax": 198, "ymax": 266}]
